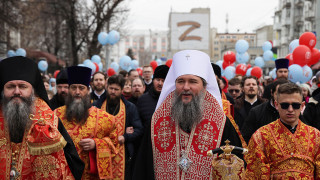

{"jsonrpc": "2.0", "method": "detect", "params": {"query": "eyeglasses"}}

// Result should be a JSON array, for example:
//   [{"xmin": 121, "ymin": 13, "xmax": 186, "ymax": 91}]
[
  {"xmin": 228, "ymin": 89, "xmax": 240, "ymax": 93},
  {"xmin": 279, "ymin": 102, "xmax": 301, "ymax": 110}
]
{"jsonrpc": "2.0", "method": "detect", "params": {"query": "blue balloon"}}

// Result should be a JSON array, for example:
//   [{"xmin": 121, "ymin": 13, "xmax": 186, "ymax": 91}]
[
  {"xmin": 289, "ymin": 39, "xmax": 299, "ymax": 54},
  {"xmin": 7, "ymin": 50, "xmax": 16, "ymax": 57},
  {"xmin": 131, "ymin": 60, "xmax": 139, "ymax": 69},
  {"xmin": 235, "ymin": 40, "xmax": 249, "ymax": 54},
  {"xmin": 224, "ymin": 66, "xmax": 236, "ymax": 80},
  {"xmin": 16, "ymin": 48, "xmax": 26, "ymax": 57},
  {"xmin": 215, "ymin": 60, "xmax": 224, "ymax": 75},
  {"xmin": 254, "ymin": 56, "xmax": 265, "ymax": 68},
  {"xmin": 91, "ymin": 55, "xmax": 101, "ymax": 64},
  {"xmin": 263, "ymin": 50, "xmax": 273, "ymax": 61},
  {"xmin": 215, "ymin": 60, "xmax": 223, "ymax": 68},
  {"xmin": 301, "ymin": 65, "xmax": 313, "ymax": 83},
  {"xmin": 246, "ymin": 67, "xmax": 252, "ymax": 76},
  {"xmin": 108, "ymin": 30, "xmax": 120, "ymax": 45},
  {"xmin": 98, "ymin": 32, "xmax": 108, "ymax": 45},
  {"xmin": 236, "ymin": 52, "xmax": 249, "ymax": 64},
  {"xmin": 83, "ymin": 59, "xmax": 92, "ymax": 66},
  {"xmin": 78, "ymin": 64, "xmax": 85, "ymax": 67},
  {"xmin": 98, "ymin": 62, "xmax": 103, "ymax": 71},
  {"xmin": 110, "ymin": 62, "xmax": 119, "ymax": 72},
  {"xmin": 119, "ymin": 55, "xmax": 131, "ymax": 71},
  {"xmin": 156, "ymin": 59, "xmax": 162, "ymax": 66},
  {"xmin": 38, "ymin": 60, "xmax": 48, "ymax": 72},
  {"xmin": 269, "ymin": 68, "xmax": 277, "ymax": 79},
  {"xmin": 288, "ymin": 64, "xmax": 303, "ymax": 83},
  {"xmin": 84, "ymin": 61, "xmax": 96, "ymax": 75},
  {"xmin": 262, "ymin": 41, "xmax": 272, "ymax": 52}
]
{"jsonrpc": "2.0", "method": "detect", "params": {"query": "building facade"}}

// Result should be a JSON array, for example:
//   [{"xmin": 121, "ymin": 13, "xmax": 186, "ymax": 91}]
[{"xmin": 273, "ymin": 0, "xmax": 318, "ymax": 57}]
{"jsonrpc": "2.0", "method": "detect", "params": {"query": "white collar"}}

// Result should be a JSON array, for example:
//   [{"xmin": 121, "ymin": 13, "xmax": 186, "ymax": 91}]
[{"xmin": 94, "ymin": 89, "xmax": 105, "ymax": 98}]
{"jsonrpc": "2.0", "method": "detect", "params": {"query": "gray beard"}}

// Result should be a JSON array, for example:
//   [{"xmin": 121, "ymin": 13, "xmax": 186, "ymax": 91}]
[
  {"xmin": 1, "ymin": 92, "xmax": 34, "ymax": 143},
  {"xmin": 171, "ymin": 90, "xmax": 205, "ymax": 133},
  {"xmin": 65, "ymin": 94, "xmax": 91, "ymax": 124}
]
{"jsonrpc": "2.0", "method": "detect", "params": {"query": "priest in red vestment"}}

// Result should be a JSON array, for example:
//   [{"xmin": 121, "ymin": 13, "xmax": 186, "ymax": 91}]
[
  {"xmin": 151, "ymin": 50, "xmax": 243, "ymax": 179},
  {"xmin": 0, "ymin": 57, "xmax": 83, "ymax": 179},
  {"xmin": 55, "ymin": 66, "xmax": 118, "ymax": 179},
  {"xmin": 245, "ymin": 83, "xmax": 320, "ymax": 179}
]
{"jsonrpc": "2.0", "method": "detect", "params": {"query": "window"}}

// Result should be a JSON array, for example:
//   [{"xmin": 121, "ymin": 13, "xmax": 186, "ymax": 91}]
[
  {"xmin": 153, "ymin": 38, "xmax": 157, "ymax": 43},
  {"xmin": 220, "ymin": 36, "xmax": 225, "ymax": 39},
  {"xmin": 214, "ymin": 47, "xmax": 219, "ymax": 51},
  {"xmin": 214, "ymin": 41, "xmax": 219, "ymax": 45},
  {"xmin": 226, "ymin": 36, "xmax": 230, "ymax": 39},
  {"xmin": 162, "ymin": 38, "xmax": 166, "ymax": 43}
]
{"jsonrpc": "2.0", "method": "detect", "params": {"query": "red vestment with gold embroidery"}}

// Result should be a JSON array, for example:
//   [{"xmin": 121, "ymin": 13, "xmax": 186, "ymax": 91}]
[
  {"xmin": 55, "ymin": 106, "xmax": 118, "ymax": 180},
  {"xmin": 151, "ymin": 91, "xmax": 227, "ymax": 179},
  {"xmin": 0, "ymin": 98, "xmax": 74, "ymax": 180},
  {"xmin": 100, "ymin": 99, "xmax": 126, "ymax": 180},
  {"xmin": 245, "ymin": 119, "xmax": 320, "ymax": 179}
]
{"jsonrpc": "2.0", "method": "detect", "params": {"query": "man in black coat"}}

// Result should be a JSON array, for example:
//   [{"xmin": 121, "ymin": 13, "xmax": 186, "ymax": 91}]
[
  {"xmin": 94, "ymin": 75, "xmax": 143, "ymax": 180},
  {"xmin": 234, "ymin": 76, "xmax": 266, "ymax": 130},
  {"xmin": 241, "ymin": 79, "xmax": 288, "ymax": 143},
  {"xmin": 49, "ymin": 69, "xmax": 69, "ymax": 110},
  {"xmin": 133, "ymin": 65, "xmax": 169, "ymax": 180},
  {"xmin": 303, "ymin": 79, "xmax": 320, "ymax": 130}
]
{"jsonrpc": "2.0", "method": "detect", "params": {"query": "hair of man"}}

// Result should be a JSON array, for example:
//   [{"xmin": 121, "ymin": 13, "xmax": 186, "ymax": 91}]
[{"xmin": 107, "ymin": 74, "xmax": 126, "ymax": 90}]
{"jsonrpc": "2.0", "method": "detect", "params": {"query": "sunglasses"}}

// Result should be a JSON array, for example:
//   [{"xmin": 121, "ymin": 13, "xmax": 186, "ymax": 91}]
[
  {"xmin": 228, "ymin": 89, "xmax": 240, "ymax": 93},
  {"xmin": 279, "ymin": 102, "xmax": 301, "ymax": 110}
]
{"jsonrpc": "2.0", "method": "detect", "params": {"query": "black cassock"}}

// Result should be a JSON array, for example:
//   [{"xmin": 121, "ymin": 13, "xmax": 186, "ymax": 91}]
[{"xmin": 132, "ymin": 116, "xmax": 243, "ymax": 180}]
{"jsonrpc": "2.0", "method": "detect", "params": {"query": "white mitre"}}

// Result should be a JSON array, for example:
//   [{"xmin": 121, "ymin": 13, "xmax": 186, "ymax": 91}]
[{"xmin": 156, "ymin": 50, "xmax": 222, "ymax": 110}]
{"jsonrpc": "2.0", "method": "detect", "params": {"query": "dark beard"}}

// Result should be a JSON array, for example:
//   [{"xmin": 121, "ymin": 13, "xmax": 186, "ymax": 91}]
[
  {"xmin": 106, "ymin": 92, "xmax": 121, "ymax": 105},
  {"xmin": 1, "ymin": 92, "xmax": 34, "ymax": 143},
  {"xmin": 65, "ymin": 94, "xmax": 91, "ymax": 124},
  {"xmin": 171, "ymin": 90, "xmax": 205, "ymax": 133},
  {"xmin": 247, "ymin": 94, "xmax": 257, "ymax": 99},
  {"xmin": 57, "ymin": 92, "xmax": 67, "ymax": 104}
]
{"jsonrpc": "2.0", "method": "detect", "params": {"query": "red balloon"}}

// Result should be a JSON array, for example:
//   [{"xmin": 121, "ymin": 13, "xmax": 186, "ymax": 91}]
[
  {"xmin": 166, "ymin": 59, "xmax": 172, "ymax": 67},
  {"xmin": 307, "ymin": 48, "xmax": 320, "ymax": 66},
  {"xmin": 299, "ymin": 32, "xmax": 317, "ymax": 49},
  {"xmin": 292, "ymin": 45, "xmax": 311, "ymax": 66},
  {"xmin": 251, "ymin": 66, "xmax": 262, "ymax": 79},
  {"xmin": 136, "ymin": 68, "xmax": 142, "ymax": 76},
  {"xmin": 235, "ymin": 64, "xmax": 247, "ymax": 76},
  {"xmin": 246, "ymin": 64, "xmax": 252, "ymax": 70},
  {"xmin": 285, "ymin": 53, "xmax": 294, "ymax": 66},
  {"xmin": 222, "ymin": 61, "xmax": 231, "ymax": 69},
  {"xmin": 107, "ymin": 68, "xmax": 116, "ymax": 76},
  {"xmin": 54, "ymin": 70, "xmax": 60, "ymax": 78},
  {"xmin": 150, "ymin": 60, "xmax": 158, "ymax": 71},
  {"xmin": 223, "ymin": 51, "xmax": 236, "ymax": 64},
  {"xmin": 93, "ymin": 62, "xmax": 99, "ymax": 72}
]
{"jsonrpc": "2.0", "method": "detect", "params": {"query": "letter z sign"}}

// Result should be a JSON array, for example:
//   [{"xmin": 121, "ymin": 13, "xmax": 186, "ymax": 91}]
[{"xmin": 177, "ymin": 21, "xmax": 202, "ymax": 42}]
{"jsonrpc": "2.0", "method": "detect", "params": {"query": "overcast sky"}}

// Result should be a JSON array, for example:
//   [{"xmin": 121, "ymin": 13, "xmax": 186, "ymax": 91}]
[{"xmin": 126, "ymin": 0, "xmax": 279, "ymax": 33}]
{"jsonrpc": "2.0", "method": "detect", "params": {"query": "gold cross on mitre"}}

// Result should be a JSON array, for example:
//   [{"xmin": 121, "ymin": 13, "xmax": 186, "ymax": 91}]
[{"xmin": 186, "ymin": 54, "xmax": 190, "ymax": 60}]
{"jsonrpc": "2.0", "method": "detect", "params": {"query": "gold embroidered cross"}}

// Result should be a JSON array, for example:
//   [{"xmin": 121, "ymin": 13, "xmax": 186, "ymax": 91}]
[{"xmin": 29, "ymin": 110, "xmax": 52, "ymax": 125}]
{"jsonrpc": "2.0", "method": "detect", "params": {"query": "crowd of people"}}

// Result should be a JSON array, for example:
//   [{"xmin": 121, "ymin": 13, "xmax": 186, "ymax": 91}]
[{"xmin": 1, "ymin": 49, "xmax": 320, "ymax": 179}]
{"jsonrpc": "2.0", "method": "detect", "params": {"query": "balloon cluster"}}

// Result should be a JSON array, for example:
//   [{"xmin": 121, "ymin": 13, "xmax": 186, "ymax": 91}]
[
  {"xmin": 80, "ymin": 55, "xmax": 103, "ymax": 75},
  {"xmin": 7, "ymin": 48, "xmax": 27, "ymax": 57},
  {"xmin": 262, "ymin": 41, "xmax": 274, "ymax": 62},
  {"xmin": 98, "ymin": 30, "xmax": 120, "ymax": 46},
  {"xmin": 286, "ymin": 32, "xmax": 317, "ymax": 83},
  {"xmin": 220, "ymin": 40, "xmax": 263, "ymax": 80}
]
